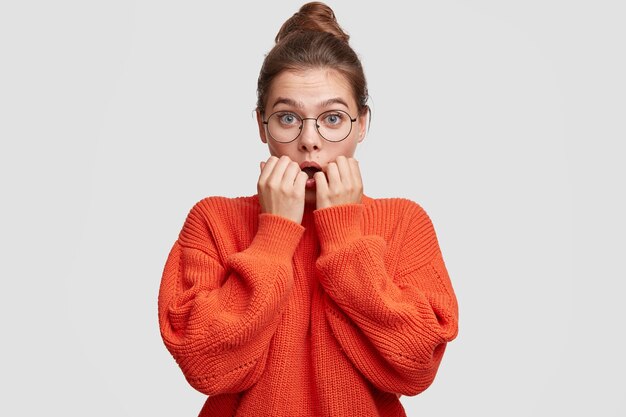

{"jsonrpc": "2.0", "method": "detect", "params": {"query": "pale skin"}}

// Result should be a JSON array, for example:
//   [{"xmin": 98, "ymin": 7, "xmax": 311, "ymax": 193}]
[{"xmin": 256, "ymin": 68, "xmax": 368, "ymax": 224}]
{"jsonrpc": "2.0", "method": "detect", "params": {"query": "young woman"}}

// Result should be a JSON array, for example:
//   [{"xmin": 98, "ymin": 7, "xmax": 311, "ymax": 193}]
[{"xmin": 158, "ymin": 2, "xmax": 458, "ymax": 416}]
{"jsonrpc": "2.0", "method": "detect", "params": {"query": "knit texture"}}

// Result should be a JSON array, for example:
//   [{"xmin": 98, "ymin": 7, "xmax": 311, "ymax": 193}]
[{"xmin": 158, "ymin": 194, "xmax": 458, "ymax": 417}]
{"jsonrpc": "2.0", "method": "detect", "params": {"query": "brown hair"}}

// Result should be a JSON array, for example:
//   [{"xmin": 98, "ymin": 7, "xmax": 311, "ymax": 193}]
[{"xmin": 256, "ymin": 2, "xmax": 369, "ymax": 117}]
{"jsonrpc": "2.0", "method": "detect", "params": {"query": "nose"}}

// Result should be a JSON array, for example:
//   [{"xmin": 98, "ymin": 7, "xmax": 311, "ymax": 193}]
[{"xmin": 298, "ymin": 118, "xmax": 323, "ymax": 151}]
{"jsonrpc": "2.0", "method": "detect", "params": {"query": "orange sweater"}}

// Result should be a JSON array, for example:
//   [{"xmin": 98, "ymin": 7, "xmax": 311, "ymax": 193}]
[{"xmin": 158, "ymin": 194, "xmax": 458, "ymax": 417}]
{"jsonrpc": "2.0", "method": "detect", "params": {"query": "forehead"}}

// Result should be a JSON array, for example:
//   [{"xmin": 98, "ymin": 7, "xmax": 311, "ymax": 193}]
[{"xmin": 266, "ymin": 68, "xmax": 357, "ymax": 111}]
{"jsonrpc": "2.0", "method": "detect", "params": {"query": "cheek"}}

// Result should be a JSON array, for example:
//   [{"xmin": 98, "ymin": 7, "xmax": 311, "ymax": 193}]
[
  {"xmin": 267, "ymin": 141, "xmax": 282, "ymax": 155},
  {"xmin": 267, "ymin": 142, "xmax": 292, "ymax": 158},
  {"xmin": 340, "ymin": 137, "xmax": 359, "ymax": 157}
]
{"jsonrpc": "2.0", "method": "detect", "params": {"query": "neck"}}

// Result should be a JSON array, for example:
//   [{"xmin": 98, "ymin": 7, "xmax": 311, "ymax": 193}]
[{"xmin": 304, "ymin": 200, "xmax": 316, "ymax": 213}]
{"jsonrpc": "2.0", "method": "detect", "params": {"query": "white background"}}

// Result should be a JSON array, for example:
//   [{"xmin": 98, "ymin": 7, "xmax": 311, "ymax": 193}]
[{"xmin": 1, "ymin": 0, "xmax": 624, "ymax": 415}]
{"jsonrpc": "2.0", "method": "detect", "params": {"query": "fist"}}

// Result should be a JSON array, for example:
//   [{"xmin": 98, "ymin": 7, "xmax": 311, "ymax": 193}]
[
  {"xmin": 257, "ymin": 155, "xmax": 309, "ymax": 224},
  {"xmin": 314, "ymin": 155, "xmax": 363, "ymax": 210}
]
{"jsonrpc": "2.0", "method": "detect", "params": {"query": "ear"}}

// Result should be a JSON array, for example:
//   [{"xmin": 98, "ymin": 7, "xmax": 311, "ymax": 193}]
[
  {"xmin": 256, "ymin": 110, "xmax": 268, "ymax": 144},
  {"xmin": 356, "ymin": 106, "xmax": 369, "ymax": 143}
]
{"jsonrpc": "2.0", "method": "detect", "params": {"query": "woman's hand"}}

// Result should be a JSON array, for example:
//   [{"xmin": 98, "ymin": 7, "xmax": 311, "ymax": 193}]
[
  {"xmin": 258, "ymin": 155, "xmax": 308, "ymax": 224},
  {"xmin": 314, "ymin": 155, "xmax": 363, "ymax": 210}
]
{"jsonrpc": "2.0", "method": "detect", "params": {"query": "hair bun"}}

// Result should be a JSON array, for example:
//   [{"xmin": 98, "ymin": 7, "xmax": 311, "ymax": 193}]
[{"xmin": 275, "ymin": 2, "xmax": 350, "ymax": 44}]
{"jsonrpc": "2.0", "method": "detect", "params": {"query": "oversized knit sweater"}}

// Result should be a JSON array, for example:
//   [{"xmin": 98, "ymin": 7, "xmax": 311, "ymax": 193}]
[{"xmin": 158, "ymin": 193, "xmax": 458, "ymax": 417}]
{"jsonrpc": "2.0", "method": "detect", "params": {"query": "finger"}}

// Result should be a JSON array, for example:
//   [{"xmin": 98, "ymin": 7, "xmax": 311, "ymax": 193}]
[
  {"xmin": 259, "ymin": 156, "xmax": 279, "ymax": 182},
  {"xmin": 260, "ymin": 161, "xmax": 266, "ymax": 172},
  {"xmin": 283, "ymin": 160, "xmax": 301, "ymax": 185},
  {"xmin": 294, "ymin": 171, "xmax": 308, "ymax": 193},
  {"xmin": 348, "ymin": 158, "xmax": 362, "ymax": 186},
  {"xmin": 335, "ymin": 156, "xmax": 352, "ymax": 185},
  {"xmin": 326, "ymin": 162, "xmax": 341, "ymax": 187},
  {"xmin": 267, "ymin": 155, "xmax": 292, "ymax": 183},
  {"xmin": 314, "ymin": 170, "xmax": 328, "ymax": 194}
]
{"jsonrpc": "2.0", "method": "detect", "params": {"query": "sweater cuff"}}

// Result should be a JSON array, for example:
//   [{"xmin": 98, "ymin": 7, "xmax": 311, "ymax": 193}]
[
  {"xmin": 314, "ymin": 203, "xmax": 364, "ymax": 255},
  {"xmin": 246, "ymin": 213, "xmax": 305, "ymax": 261}
]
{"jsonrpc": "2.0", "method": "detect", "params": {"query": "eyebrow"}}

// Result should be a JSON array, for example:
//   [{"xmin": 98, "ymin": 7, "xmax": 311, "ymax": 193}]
[{"xmin": 271, "ymin": 97, "xmax": 351, "ymax": 111}]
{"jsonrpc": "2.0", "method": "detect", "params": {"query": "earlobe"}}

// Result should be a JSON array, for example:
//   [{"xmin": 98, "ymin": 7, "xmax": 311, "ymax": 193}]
[{"xmin": 256, "ymin": 110, "xmax": 268, "ymax": 144}]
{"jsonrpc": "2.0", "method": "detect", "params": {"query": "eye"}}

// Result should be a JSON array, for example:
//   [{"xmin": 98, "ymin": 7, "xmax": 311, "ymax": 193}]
[
  {"xmin": 277, "ymin": 112, "xmax": 299, "ymax": 126},
  {"xmin": 322, "ymin": 112, "xmax": 344, "ymax": 127}
]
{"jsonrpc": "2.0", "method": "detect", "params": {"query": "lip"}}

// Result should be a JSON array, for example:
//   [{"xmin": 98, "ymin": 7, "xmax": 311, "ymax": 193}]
[{"xmin": 299, "ymin": 161, "xmax": 323, "ymax": 171}]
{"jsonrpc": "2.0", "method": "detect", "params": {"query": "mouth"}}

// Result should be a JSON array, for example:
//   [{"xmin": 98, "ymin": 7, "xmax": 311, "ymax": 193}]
[
  {"xmin": 299, "ymin": 161, "xmax": 324, "ymax": 179},
  {"xmin": 301, "ymin": 166, "xmax": 322, "ymax": 180},
  {"xmin": 299, "ymin": 162, "xmax": 324, "ymax": 190}
]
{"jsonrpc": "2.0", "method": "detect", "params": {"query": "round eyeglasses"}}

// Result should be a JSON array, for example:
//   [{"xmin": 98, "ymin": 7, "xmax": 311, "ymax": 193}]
[{"xmin": 262, "ymin": 109, "xmax": 357, "ymax": 143}]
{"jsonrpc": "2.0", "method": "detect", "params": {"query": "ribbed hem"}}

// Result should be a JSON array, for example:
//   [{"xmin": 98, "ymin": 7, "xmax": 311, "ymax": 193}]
[
  {"xmin": 314, "ymin": 203, "xmax": 364, "ymax": 255},
  {"xmin": 246, "ymin": 213, "xmax": 305, "ymax": 260}
]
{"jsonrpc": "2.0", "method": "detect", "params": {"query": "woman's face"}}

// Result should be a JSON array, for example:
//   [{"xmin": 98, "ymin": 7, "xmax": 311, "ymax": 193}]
[{"xmin": 256, "ymin": 68, "xmax": 368, "ymax": 205}]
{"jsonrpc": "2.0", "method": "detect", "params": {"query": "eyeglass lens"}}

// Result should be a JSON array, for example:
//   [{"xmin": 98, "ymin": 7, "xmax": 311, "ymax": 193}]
[{"xmin": 267, "ymin": 110, "xmax": 353, "ymax": 143}]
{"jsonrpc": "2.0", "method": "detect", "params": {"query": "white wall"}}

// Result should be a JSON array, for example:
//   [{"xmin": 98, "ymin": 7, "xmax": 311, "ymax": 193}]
[{"xmin": 1, "ymin": 1, "xmax": 624, "ymax": 415}]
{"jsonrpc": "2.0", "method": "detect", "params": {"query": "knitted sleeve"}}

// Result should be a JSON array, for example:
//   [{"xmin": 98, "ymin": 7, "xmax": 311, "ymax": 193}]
[
  {"xmin": 313, "ymin": 201, "xmax": 458, "ymax": 396},
  {"xmin": 158, "ymin": 199, "xmax": 305, "ymax": 395}
]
